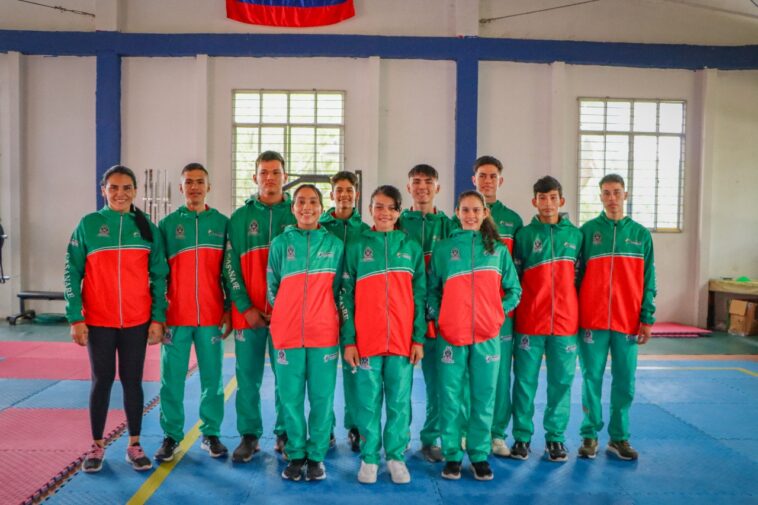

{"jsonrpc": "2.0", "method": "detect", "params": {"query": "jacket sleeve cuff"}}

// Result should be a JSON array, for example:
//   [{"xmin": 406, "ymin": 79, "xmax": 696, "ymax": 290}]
[
  {"xmin": 344, "ymin": 343, "xmax": 357, "ymax": 349},
  {"xmin": 71, "ymin": 320, "xmax": 86, "ymax": 327}
]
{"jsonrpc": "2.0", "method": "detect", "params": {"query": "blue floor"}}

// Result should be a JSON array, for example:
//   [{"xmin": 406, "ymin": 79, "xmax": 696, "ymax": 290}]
[{"xmin": 46, "ymin": 358, "xmax": 758, "ymax": 505}]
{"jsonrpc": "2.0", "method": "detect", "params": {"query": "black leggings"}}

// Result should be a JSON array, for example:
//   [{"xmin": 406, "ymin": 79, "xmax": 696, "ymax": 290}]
[{"xmin": 87, "ymin": 323, "xmax": 149, "ymax": 440}]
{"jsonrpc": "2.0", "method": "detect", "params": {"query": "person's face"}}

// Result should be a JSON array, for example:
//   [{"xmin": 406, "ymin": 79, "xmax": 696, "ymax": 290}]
[
  {"xmin": 101, "ymin": 173, "xmax": 136, "ymax": 213},
  {"xmin": 406, "ymin": 174, "xmax": 439, "ymax": 207},
  {"xmin": 456, "ymin": 195, "xmax": 489, "ymax": 231},
  {"xmin": 472, "ymin": 164, "xmax": 503, "ymax": 200},
  {"xmin": 532, "ymin": 190, "xmax": 565, "ymax": 221},
  {"xmin": 330, "ymin": 179, "xmax": 358, "ymax": 213},
  {"xmin": 369, "ymin": 193, "xmax": 400, "ymax": 232},
  {"xmin": 600, "ymin": 182, "xmax": 627, "ymax": 216},
  {"xmin": 179, "ymin": 169, "xmax": 210, "ymax": 207},
  {"xmin": 255, "ymin": 159, "xmax": 287, "ymax": 196},
  {"xmin": 292, "ymin": 187, "xmax": 322, "ymax": 230}
]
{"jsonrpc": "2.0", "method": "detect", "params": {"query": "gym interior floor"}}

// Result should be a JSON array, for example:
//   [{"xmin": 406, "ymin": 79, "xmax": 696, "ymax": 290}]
[{"xmin": 0, "ymin": 321, "xmax": 756, "ymax": 505}]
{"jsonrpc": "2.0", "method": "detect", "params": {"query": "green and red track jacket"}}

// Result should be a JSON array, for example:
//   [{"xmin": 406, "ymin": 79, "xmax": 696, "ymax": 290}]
[
  {"xmin": 267, "ymin": 225, "xmax": 344, "ymax": 350},
  {"xmin": 224, "ymin": 194, "xmax": 296, "ymax": 330},
  {"xmin": 319, "ymin": 208, "xmax": 369, "ymax": 244},
  {"xmin": 578, "ymin": 212, "xmax": 657, "ymax": 335},
  {"xmin": 64, "ymin": 206, "xmax": 168, "ymax": 327},
  {"xmin": 513, "ymin": 215, "xmax": 582, "ymax": 336},
  {"xmin": 340, "ymin": 229, "xmax": 426, "ymax": 358},
  {"xmin": 427, "ymin": 229, "xmax": 522, "ymax": 346},
  {"xmin": 398, "ymin": 208, "xmax": 454, "ymax": 267},
  {"xmin": 159, "ymin": 205, "xmax": 229, "ymax": 327},
  {"xmin": 455, "ymin": 200, "xmax": 523, "ymax": 254}
]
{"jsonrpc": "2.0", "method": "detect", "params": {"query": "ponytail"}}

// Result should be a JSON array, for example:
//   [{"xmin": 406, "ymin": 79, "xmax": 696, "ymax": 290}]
[
  {"xmin": 130, "ymin": 204, "xmax": 154, "ymax": 243},
  {"xmin": 480, "ymin": 216, "xmax": 499, "ymax": 255}
]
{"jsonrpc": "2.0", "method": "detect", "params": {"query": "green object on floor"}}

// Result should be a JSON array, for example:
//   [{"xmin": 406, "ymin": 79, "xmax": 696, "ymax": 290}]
[
  {"xmin": 33, "ymin": 313, "xmax": 67, "ymax": 325},
  {"xmin": 736, "ymin": 276, "xmax": 751, "ymax": 282}
]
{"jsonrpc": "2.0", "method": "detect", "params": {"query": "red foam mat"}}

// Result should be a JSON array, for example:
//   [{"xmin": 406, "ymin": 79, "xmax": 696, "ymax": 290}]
[
  {"xmin": 0, "ymin": 342, "xmax": 196, "ymax": 381},
  {"xmin": 653, "ymin": 322, "xmax": 711, "ymax": 335},
  {"xmin": 0, "ymin": 408, "xmax": 126, "ymax": 505}
]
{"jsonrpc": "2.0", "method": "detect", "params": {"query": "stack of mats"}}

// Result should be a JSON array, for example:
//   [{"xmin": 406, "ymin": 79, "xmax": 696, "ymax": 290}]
[
  {"xmin": 652, "ymin": 322, "xmax": 712, "ymax": 338},
  {"xmin": 0, "ymin": 341, "xmax": 196, "ymax": 504}
]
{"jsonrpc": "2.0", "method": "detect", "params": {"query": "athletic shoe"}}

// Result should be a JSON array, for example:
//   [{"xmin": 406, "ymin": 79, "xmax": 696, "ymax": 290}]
[
  {"xmin": 83, "ymin": 445, "xmax": 105, "ymax": 473},
  {"xmin": 545, "ymin": 441, "xmax": 568, "ymax": 462},
  {"xmin": 275, "ymin": 432, "xmax": 288, "ymax": 454},
  {"xmin": 281, "ymin": 458, "xmax": 306, "ymax": 481},
  {"xmin": 306, "ymin": 460, "xmax": 326, "ymax": 481},
  {"xmin": 329, "ymin": 432, "xmax": 337, "ymax": 450},
  {"xmin": 510, "ymin": 441, "xmax": 531, "ymax": 460},
  {"xmin": 607, "ymin": 440, "xmax": 639, "ymax": 461},
  {"xmin": 471, "ymin": 461, "xmax": 494, "ymax": 481},
  {"xmin": 441, "ymin": 461, "xmax": 462, "ymax": 480},
  {"xmin": 421, "ymin": 444, "xmax": 444, "ymax": 463},
  {"xmin": 357, "ymin": 461, "xmax": 378, "ymax": 484},
  {"xmin": 232, "ymin": 435, "xmax": 259, "ymax": 463},
  {"xmin": 578, "ymin": 438, "xmax": 599, "ymax": 459},
  {"xmin": 348, "ymin": 427, "xmax": 361, "ymax": 453},
  {"xmin": 201, "ymin": 436, "xmax": 228, "ymax": 458},
  {"xmin": 491, "ymin": 438, "xmax": 511, "ymax": 457},
  {"xmin": 154, "ymin": 437, "xmax": 179, "ymax": 462},
  {"xmin": 125, "ymin": 444, "xmax": 153, "ymax": 471},
  {"xmin": 387, "ymin": 460, "xmax": 411, "ymax": 484}
]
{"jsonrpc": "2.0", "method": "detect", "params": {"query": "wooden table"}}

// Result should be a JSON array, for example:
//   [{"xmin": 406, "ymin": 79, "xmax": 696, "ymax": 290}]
[{"xmin": 708, "ymin": 279, "xmax": 758, "ymax": 330}]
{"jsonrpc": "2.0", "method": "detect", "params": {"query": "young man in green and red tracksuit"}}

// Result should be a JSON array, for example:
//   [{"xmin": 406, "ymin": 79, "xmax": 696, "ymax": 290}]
[
  {"xmin": 428, "ymin": 190, "xmax": 521, "ymax": 481},
  {"xmin": 397, "ymin": 163, "xmax": 454, "ymax": 463},
  {"xmin": 577, "ymin": 173, "xmax": 656, "ymax": 461},
  {"xmin": 224, "ymin": 151, "xmax": 296, "ymax": 462},
  {"xmin": 319, "ymin": 171, "xmax": 369, "ymax": 452},
  {"xmin": 268, "ymin": 185, "xmax": 344, "ymax": 482},
  {"xmin": 341, "ymin": 185, "xmax": 426, "ymax": 485},
  {"xmin": 510, "ymin": 176, "xmax": 583, "ymax": 462},
  {"xmin": 154, "ymin": 163, "xmax": 231, "ymax": 463},
  {"xmin": 470, "ymin": 155, "xmax": 523, "ymax": 457}
]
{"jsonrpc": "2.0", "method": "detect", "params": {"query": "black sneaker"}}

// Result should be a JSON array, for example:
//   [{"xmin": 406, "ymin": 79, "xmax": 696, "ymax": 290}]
[
  {"xmin": 281, "ymin": 458, "xmax": 306, "ymax": 481},
  {"xmin": 421, "ymin": 445, "xmax": 444, "ymax": 463},
  {"xmin": 232, "ymin": 435, "xmax": 259, "ymax": 463},
  {"xmin": 82, "ymin": 445, "xmax": 105, "ymax": 473},
  {"xmin": 510, "ymin": 441, "xmax": 531, "ymax": 460},
  {"xmin": 201, "ymin": 435, "xmax": 228, "ymax": 458},
  {"xmin": 471, "ymin": 461, "xmax": 494, "ymax": 481},
  {"xmin": 545, "ymin": 441, "xmax": 568, "ymax": 462},
  {"xmin": 348, "ymin": 427, "xmax": 361, "ymax": 453},
  {"xmin": 441, "ymin": 461, "xmax": 462, "ymax": 480},
  {"xmin": 125, "ymin": 444, "xmax": 153, "ymax": 471},
  {"xmin": 607, "ymin": 440, "xmax": 639, "ymax": 461},
  {"xmin": 275, "ymin": 432, "xmax": 288, "ymax": 454},
  {"xmin": 306, "ymin": 460, "xmax": 326, "ymax": 481},
  {"xmin": 329, "ymin": 432, "xmax": 336, "ymax": 450},
  {"xmin": 154, "ymin": 437, "xmax": 179, "ymax": 462}
]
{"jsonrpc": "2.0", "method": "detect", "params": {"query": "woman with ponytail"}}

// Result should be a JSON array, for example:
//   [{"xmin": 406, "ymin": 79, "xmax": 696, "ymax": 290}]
[
  {"xmin": 427, "ymin": 190, "xmax": 521, "ymax": 481},
  {"xmin": 64, "ymin": 165, "xmax": 168, "ymax": 473}
]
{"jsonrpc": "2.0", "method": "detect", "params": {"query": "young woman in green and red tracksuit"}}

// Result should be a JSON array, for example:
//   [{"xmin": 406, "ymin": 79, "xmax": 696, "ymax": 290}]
[
  {"xmin": 154, "ymin": 163, "xmax": 231, "ymax": 463},
  {"xmin": 268, "ymin": 185, "xmax": 344, "ymax": 482},
  {"xmin": 342, "ymin": 185, "xmax": 426, "ymax": 485},
  {"xmin": 577, "ymin": 174, "xmax": 656, "ymax": 461},
  {"xmin": 510, "ymin": 176, "xmax": 583, "ymax": 463},
  {"xmin": 65, "ymin": 165, "xmax": 168, "ymax": 474},
  {"xmin": 428, "ymin": 190, "xmax": 521, "ymax": 481}
]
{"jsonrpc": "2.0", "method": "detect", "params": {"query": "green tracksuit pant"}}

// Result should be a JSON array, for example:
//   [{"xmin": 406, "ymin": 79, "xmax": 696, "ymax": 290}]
[
  {"xmin": 578, "ymin": 329, "xmax": 638, "ymax": 442},
  {"xmin": 512, "ymin": 334, "xmax": 577, "ymax": 443},
  {"xmin": 419, "ymin": 335, "xmax": 440, "ymax": 447},
  {"xmin": 354, "ymin": 355, "xmax": 413, "ymax": 464},
  {"xmin": 234, "ymin": 328, "xmax": 285, "ymax": 437},
  {"xmin": 340, "ymin": 341, "xmax": 359, "ymax": 430},
  {"xmin": 160, "ymin": 326, "xmax": 224, "ymax": 441},
  {"xmin": 437, "ymin": 337, "xmax": 500, "ymax": 463},
  {"xmin": 274, "ymin": 346, "xmax": 339, "ymax": 462},
  {"xmin": 491, "ymin": 318, "xmax": 514, "ymax": 439}
]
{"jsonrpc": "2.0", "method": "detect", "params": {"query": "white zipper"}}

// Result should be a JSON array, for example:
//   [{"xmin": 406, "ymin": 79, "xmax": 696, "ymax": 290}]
[
  {"xmin": 301, "ymin": 232, "xmax": 310, "ymax": 347},
  {"xmin": 471, "ymin": 233, "xmax": 476, "ymax": 344},
  {"xmin": 549, "ymin": 225, "xmax": 555, "ymax": 336},
  {"xmin": 607, "ymin": 223, "xmax": 617, "ymax": 329},
  {"xmin": 384, "ymin": 234, "xmax": 391, "ymax": 352},
  {"xmin": 118, "ymin": 214, "xmax": 124, "ymax": 328},
  {"xmin": 195, "ymin": 213, "xmax": 200, "ymax": 326}
]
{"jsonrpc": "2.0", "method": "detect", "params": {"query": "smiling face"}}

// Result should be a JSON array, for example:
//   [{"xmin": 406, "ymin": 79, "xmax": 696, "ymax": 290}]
[
  {"xmin": 407, "ymin": 174, "xmax": 439, "ymax": 208},
  {"xmin": 180, "ymin": 169, "xmax": 210, "ymax": 210},
  {"xmin": 456, "ymin": 195, "xmax": 489, "ymax": 231},
  {"xmin": 101, "ymin": 173, "xmax": 136, "ymax": 213},
  {"xmin": 331, "ymin": 179, "xmax": 358, "ymax": 214},
  {"xmin": 472, "ymin": 164, "xmax": 503, "ymax": 203},
  {"xmin": 292, "ymin": 186, "xmax": 323, "ymax": 230},
  {"xmin": 532, "ymin": 189, "xmax": 565, "ymax": 224},
  {"xmin": 369, "ymin": 192, "xmax": 400, "ymax": 232}
]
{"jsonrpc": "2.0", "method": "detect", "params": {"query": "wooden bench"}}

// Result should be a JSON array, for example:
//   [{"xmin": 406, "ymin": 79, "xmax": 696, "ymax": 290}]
[{"xmin": 6, "ymin": 291, "xmax": 65, "ymax": 325}]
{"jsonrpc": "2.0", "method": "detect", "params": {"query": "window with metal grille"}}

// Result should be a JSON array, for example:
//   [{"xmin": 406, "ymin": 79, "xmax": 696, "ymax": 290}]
[
  {"xmin": 577, "ymin": 98, "xmax": 686, "ymax": 232},
  {"xmin": 232, "ymin": 90, "xmax": 345, "ymax": 208}
]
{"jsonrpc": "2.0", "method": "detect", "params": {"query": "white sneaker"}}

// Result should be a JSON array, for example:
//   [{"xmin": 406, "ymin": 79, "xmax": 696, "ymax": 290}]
[
  {"xmin": 357, "ymin": 461, "xmax": 378, "ymax": 484},
  {"xmin": 492, "ymin": 438, "xmax": 511, "ymax": 457},
  {"xmin": 387, "ymin": 459, "xmax": 411, "ymax": 484}
]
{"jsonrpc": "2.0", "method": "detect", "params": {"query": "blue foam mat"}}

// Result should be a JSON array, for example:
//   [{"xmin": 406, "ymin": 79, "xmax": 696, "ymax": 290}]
[
  {"xmin": 14, "ymin": 379, "xmax": 161, "ymax": 410},
  {"xmin": 0, "ymin": 378, "xmax": 58, "ymax": 411}
]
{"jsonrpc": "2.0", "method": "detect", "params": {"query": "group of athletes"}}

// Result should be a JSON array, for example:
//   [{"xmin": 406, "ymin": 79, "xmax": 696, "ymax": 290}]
[{"xmin": 64, "ymin": 150, "xmax": 656, "ymax": 484}]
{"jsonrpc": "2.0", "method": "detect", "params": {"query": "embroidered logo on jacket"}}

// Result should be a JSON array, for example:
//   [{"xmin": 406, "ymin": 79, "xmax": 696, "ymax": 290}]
[
  {"xmin": 175, "ymin": 225, "xmax": 185, "ymax": 239},
  {"xmin": 208, "ymin": 229, "xmax": 224, "ymax": 238},
  {"xmin": 564, "ymin": 241, "xmax": 577, "ymax": 250},
  {"xmin": 362, "ymin": 247, "xmax": 374, "ymax": 262},
  {"xmin": 451, "ymin": 248, "xmax": 460, "ymax": 261},
  {"xmin": 396, "ymin": 252, "xmax": 411, "ymax": 260},
  {"xmin": 248, "ymin": 220, "xmax": 259, "ymax": 236},
  {"xmin": 286, "ymin": 245, "xmax": 296, "ymax": 261},
  {"xmin": 277, "ymin": 350, "xmax": 289, "ymax": 365},
  {"xmin": 625, "ymin": 238, "xmax": 642, "ymax": 246},
  {"xmin": 533, "ymin": 239, "xmax": 543, "ymax": 253},
  {"xmin": 592, "ymin": 232, "xmax": 602, "ymax": 245},
  {"xmin": 97, "ymin": 225, "xmax": 110, "ymax": 237},
  {"xmin": 318, "ymin": 251, "xmax": 334, "ymax": 258},
  {"xmin": 441, "ymin": 346, "xmax": 454, "ymax": 364}
]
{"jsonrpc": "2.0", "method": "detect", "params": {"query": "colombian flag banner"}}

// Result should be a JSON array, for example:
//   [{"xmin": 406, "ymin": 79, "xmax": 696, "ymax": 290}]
[{"xmin": 227, "ymin": 0, "xmax": 355, "ymax": 27}]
